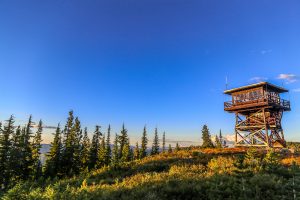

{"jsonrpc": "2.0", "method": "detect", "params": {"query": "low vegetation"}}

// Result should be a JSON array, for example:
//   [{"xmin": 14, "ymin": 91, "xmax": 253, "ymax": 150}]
[{"xmin": 1, "ymin": 111, "xmax": 300, "ymax": 199}]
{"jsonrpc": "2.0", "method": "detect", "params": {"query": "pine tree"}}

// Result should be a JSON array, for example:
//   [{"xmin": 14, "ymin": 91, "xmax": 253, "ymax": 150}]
[
  {"xmin": 118, "ymin": 124, "xmax": 128, "ymax": 159},
  {"xmin": 72, "ymin": 117, "xmax": 82, "ymax": 175},
  {"xmin": 104, "ymin": 125, "xmax": 111, "ymax": 166},
  {"xmin": 88, "ymin": 125, "xmax": 101, "ymax": 170},
  {"xmin": 134, "ymin": 142, "xmax": 140, "ymax": 160},
  {"xmin": 121, "ymin": 139, "xmax": 131, "ymax": 163},
  {"xmin": 201, "ymin": 125, "xmax": 214, "ymax": 148},
  {"xmin": 21, "ymin": 115, "xmax": 34, "ymax": 180},
  {"xmin": 32, "ymin": 120, "xmax": 43, "ymax": 179},
  {"xmin": 140, "ymin": 126, "xmax": 148, "ymax": 159},
  {"xmin": 162, "ymin": 132, "xmax": 166, "ymax": 153},
  {"xmin": 44, "ymin": 124, "xmax": 62, "ymax": 178},
  {"xmin": 151, "ymin": 128, "xmax": 159, "ymax": 155},
  {"xmin": 0, "ymin": 116, "xmax": 14, "ymax": 188},
  {"xmin": 61, "ymin": 111, "xmax": 75, "ymax": 176},
  {"xmin": 80, "ymin": 127, "xmax": 90, "ymax": 172},
  {"xmin": 9, "ymin": 125, "xmax": 23, "ymax": 183},
  {"xmin": 97, "ymin": 135, "xmax": 106, "ymax": 168},
  {"xmin": 111, "ymin": 134, "xmax": 119, "ymax": 167},
  {"xmin": 219, "ymin": 129, "xmax": 223, "ymax": 147},
  {"xmin": 168, "ymin": 144, "xmax": 172, "ymax": 153},
  {"xmin": 175, "ymin": 142, "xmax": 180, "ymax": 152}
]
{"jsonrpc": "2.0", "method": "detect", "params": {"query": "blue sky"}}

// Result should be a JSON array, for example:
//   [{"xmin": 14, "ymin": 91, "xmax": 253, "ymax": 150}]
[{"xmin": 0, "ymin": 0, "xmax": 300, "ymax": 144}]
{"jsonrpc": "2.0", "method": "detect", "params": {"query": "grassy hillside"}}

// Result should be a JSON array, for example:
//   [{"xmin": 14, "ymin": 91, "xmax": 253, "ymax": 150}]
[{"xmin": 2, "ymin": 148, "xmax": 300, "ymax": 200}]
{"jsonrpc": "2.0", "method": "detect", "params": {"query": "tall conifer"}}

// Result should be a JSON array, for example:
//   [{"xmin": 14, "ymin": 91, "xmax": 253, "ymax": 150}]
[
  {"xmin": 97, "ymin": 135, "xmax": 106, "ymax": 168},
  {"xmin": 118, "ymin": 124, "xmax": 128, "ymax": 159},
  {"xmin": 10, "ymin": 125, "xmax": 23, "ymax": 183},
  {"xmin": 22, "ymin": 115, "xmax": 34, "ymax": 180},
  {"xmin": 151, "ymin": 128, "xmax": 159, "ymax": 155},
  {"xmin": 61, "ymin": 111, "xmax": 75, "ymax": 176},
  {"xmin": 73, "ymin": 117, "xmax": 82, "ymax": 175},
  {"xmin": 140, "ymin": 126, "xmax": 148, "ymax": 159},
  {"xmin": 201, "ymin": 125, "xmax": 214, "ymax": 148},
  {"xmin": 80, "ymin": 127, "xmax": 90, "ymax": 172},
  {"xmin": 111, "ymin": 134, "xmax": 119, "ymax": 167},
  {"xmin": 88, "ymin": 125, "xmax": 101, "ymax": 170},
  {"xmin": 134, "ymin": 142, "xmax": 139, "ymax": 160},
  {"xmin": 104, "ymin": 125, "xmax": 111, "ymax": 165},
  {"xmin": 32, "ymin": 120, "xmax": 43, "ymax": 179},
  {"xmin": 44, "ymin": 124, "xmax": 62, "ymax": 177},
  {"xmin": 0, "ymin": 116, "xmax": 14, "ymax": 188}
]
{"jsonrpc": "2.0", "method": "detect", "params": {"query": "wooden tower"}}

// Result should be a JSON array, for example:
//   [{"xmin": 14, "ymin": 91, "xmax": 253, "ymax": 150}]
[{"xmin": 224, "ymin": 82, "xmax": 290, "ymax": 148}]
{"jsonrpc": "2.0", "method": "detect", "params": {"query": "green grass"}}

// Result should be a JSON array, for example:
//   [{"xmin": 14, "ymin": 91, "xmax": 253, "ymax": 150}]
[{"xmin": 1, "ymin": 148, "xmax": 300, "ymax": 200}]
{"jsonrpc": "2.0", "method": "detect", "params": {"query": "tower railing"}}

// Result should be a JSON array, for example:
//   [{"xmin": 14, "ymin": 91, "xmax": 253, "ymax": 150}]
[{"xmin": 224, "ymin": 94, "xmax": 290, "ymax": 110}]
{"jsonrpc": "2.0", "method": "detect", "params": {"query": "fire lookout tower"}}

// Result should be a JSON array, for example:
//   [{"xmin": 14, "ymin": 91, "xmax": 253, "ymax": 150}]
[{"xmin": 224, "ymin": 82, "xmax": 290, "ymax": 148}]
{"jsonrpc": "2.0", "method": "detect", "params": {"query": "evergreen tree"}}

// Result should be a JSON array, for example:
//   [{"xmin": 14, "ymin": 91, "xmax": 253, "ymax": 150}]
[
  {"xmin": 80, "ymin": 127, "xmax": 90, "ymax": 172},
  {"xmin": 162, "ymin": 132, "xmax": 166, "ymax": 152},
  {"xmin": 104, "ymin": 125, "xmax": 111, "ymax": 166},
  {"xmin": 72, "ymin": 117, "xmax": 82, "ymax": 175},
  {"xmin": 134, "ymin": 142, "xmax": 140, "ymax": 160},
  {"xmin": 219, "ymin": 129, "xmax": 223, "ymax": 147},
  {"xmin": 44, "ymin": 124, "xmax": 62, "ymax": 178},
  {"xmin": 32, "ymin": 120, "xmax": 43, "ymax": 179},
  {"xmin": 0, "ymin": 116, "xmax": 14, "ymax": 188},
  {"xmin": 118, "ymin": 124, "xmax": 128, "ymax": 159},
  {"xmin": 97, "ymin": 135, "xmax": 106, "ymax": 168},
  {"xmin": 121, "ymin": 139, "xmax": 131, "ymax": 163},
  {"xmin": 111, "ymin": 134, "xmax": 119, "ymax": 167},
  {"xmin": 175, "ymin": 142, "xmax": 180, "ymax": 152},
  {"xmin": 140, "ymin": 126, "xmax": 148, "ymax": 159},
  {"xmin": 88, "ymin": 125, "xmax": 101, "ymax": 170},
  {"xmin": 21, "ymin": 115, "xmax": 34, "ymax": 180},
  {"xmin": 201, "ymin": 125, "xmax": 214, "ymax": 148},
  {"xmin": 168, "ymin": 144, "xmax": 172, "ymax": 153},
  {"xmin": 151, "ymin": 128, "xmax": 159, "ymax": 155},
  {"xmin": 61, "ymin": 111, "xmax": 75, "ymax": 176},
  {"xmin": 9, "ymin": 125, "xmax": 23, "ymax": 183}
]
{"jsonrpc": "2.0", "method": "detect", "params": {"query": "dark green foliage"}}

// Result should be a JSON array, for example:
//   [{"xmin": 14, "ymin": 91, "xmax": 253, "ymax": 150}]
[
  {"xmin": 175, "ymin": 142, "xmax": 180, "ymax": 152},
  {"xmin": 151, "ymin": 128, "xmax": 159, "ymax": 155},
  {"xmin": 121, "ymin": 139, "xmax": 131, "ymax": 163},
  {"xmin": 80, "ymin": 127, "xmax": 90, "ymax": 172},
  {"xmin": 44, "ymin": 124, "xmax": 62, "ymax": 177},
  {"xmin": 105, "ymin": 125, "xmax": 111, "ymax": 166},
  {"xmin": 97, "ymin": 135, "xmax": 106, "ymax": 168},
  {"xmin": 9, "ymin": 126, "xmax": 23, "ymax": 183},
  {"xmin": 134, "ymin": 142, "xmax": 140, "ymax": 160},
  {"xmin": 0, "ymin": 116, "xmax": 14, "ymax": 188},
  {"xmin": 21, "ymin": 115, "xmax": 34, "ymax": 180},
  {"xmin": 111, "ymin": 134, "xmax": 119, "ymax": 167},
  {"xmin": 72, "ymin": 117, "xmax": 82, "ymax": 175},
  {"xmin": 32, "ymin": 120, "xmax": 43, "ymax": 179},
  {"xmin": 162, "ymin": 132, "xmax": 166, "ymax": 152},
  {"xmin": 140, "ymin": 126, "xmax": 148, "ymax": 159},
  {"xmin": 88, "ymin": 125, "xmax": 102, "ymax": 170},
  {"xmin": 61, "ymin": 111, "xmax": 75, "ymax": 176},
  {"xmin": 118, "ymin": 124, "xmax": 129, "ymax": 159},
  {"xmin": 201, "ymin": 125, "xmax": 214, "ymax": 148},
  {"xmin": 263, "ymin": 150, "xmax": 281, "ymax": 173}
]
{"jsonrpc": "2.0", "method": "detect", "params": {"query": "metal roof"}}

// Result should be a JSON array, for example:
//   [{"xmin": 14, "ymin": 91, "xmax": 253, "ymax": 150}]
[{"xmin": 224, "ymin": 82, "xmax": 288, "ymax": 94}]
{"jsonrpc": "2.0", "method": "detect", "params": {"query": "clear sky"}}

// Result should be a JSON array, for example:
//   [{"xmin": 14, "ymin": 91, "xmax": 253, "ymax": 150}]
[{"xmin": 0, "ymin": 0, "xmax": 300, "ymax": 144}]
